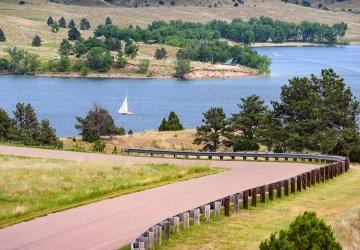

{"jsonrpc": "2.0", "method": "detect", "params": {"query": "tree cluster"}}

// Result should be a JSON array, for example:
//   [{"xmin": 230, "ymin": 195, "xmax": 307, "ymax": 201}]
[
  {"xmin": 75, "ymin": 104, "xmax": 125, "ymax": 142},
  {"xmin": 5, "ymin": 47, "xmax": 40, "ymax": 75},
  {"xmin": 194, "ymin": 69, "xmax": 360, "ymax": 161},
  {"xmin": 260, "ymin": 212, "xmax": 341, "ymax": 250},
  {"xmin": 159, "ymin": 112, "xmax": 184, "ymax": 131},
  {"xmin": 0, "ymin": 103, "xmax": 62, "ymax": 148}
]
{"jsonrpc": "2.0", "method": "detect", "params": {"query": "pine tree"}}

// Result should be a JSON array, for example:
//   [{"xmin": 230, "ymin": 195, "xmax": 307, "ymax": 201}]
[
  {"xmin": 0, "ymin": 28, "xmax": 6, "ymax": 42},
  {"xmin": 59, "ymin": 39, "xmax": 72, "ymax": 55},
  {"xmin": 47, "ymin": 16, "xmax": 54, "ymax": 26},
  {"xmin": 68, "ymin": 19, "xmax": 76, "ymax": 29},
  {"xmin": 105, "ymin": 17, "xmax": 112, "ymax": 25},
  {"xmin": 32, "ymin": 35, "xmax": 42, "ymax": 47},
  {"xmin": 68, "ymin": 27, "xmax": 81, "ymax": 41},
  {"xmin": 59, "ymin": 17, "xmax": 66, "ymax": 28},
  {"xmin": 80, "ymin": 18, "xmax": 91, "ymax": 30}
]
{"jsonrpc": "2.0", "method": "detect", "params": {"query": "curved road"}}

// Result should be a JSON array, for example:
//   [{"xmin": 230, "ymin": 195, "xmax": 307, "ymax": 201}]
[{"xmin": 0, "ymin": 146, "xmax": 319, "ymax": 250}]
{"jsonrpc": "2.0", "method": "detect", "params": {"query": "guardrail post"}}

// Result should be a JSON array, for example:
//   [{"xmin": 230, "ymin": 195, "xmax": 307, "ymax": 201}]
[
  {"xmin": 234, "ymin": 193, "xmax": 239, "ymax": 212},
  {"xmin": 224, "ymin": 197, "xmax": 230, "ymax": 216},
  {"xmin": 220, "ymin": 156, "xmax": 223, "ymax": 160},
  {"xmin": 251, "ymin": 188, "xmax": 257, "ymax": 207},
  {"xmin": 311, "ymin": 170, "xmax": 316, "ymax": 185},
  {"xmin": 276, "ymin": 182, "xmax": 282, "ymax": 198},
  {"xmin": 205, "ymin": 204, "xmax": 210, "ymax": 223},
  {"xmin": 297, "ymin": 175, "xmax": 302, "ymax": 192},
  {"xmin": 302, "ymin": 174, "xmax": 307, "ymax": 190},
  {"xmin": 208, "ymin": 156, "xmax": 212, "ymax": 160},
  {"xmin": 345, "ymin": 158, "xmax": 350, "ymax": 171},
  {"xmin": 307, "ymin": 172, "xmax": 311, "ymax": 187},
  {"xmin": 194, "ymin": 208, "xmax": 200, "ymax": 226},
  {"xmin": 163, "ymin": 220, "xmax": 170, "ymax": 240},
  {"xmin": 243, "ymin": 191, "xmax": 249, "ymax": 209},
  {"xmin": 260, "ymin": 186, "xmax": 266, "ymax": 203},
  {"xmin": 284, "ymin": 180, "xmax": 289, "ymax": 196},
  {"xmin": 291, "ymin": 178, "xmax": 296, "ymax": 193},
  {"xmin": 172, "ymin": 216, "xmax": 179, "ymax": 233},
  {"xmin": 268, "ymin": 184, "xmax": 274, "ymax": 200},
  {"xmin": 231, "ymin": 156, "xmax": 235, "ymax": 160},
  {"xmin": 243, "ymin": 156, "xmax": 247, "ymax": 160},
  {"xmin": 214, "ymin": 201, "xmax": 221, "ymax": 219},
  {"xmin": 325, "ymin": 165, "xmax": 330, "ymax": 180},
  {"xmin": 180, "ymin": 213, "xmax": 190, "ymax": 229}
]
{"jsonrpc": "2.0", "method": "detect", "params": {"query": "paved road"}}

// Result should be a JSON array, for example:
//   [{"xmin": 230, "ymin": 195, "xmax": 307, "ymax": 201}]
[{"xmin": 0, "ymin": 146, "xmax": 318, "ymax": 250}]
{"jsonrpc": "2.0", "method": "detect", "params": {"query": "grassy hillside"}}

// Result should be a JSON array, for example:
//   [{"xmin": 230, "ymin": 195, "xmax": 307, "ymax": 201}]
[{"xmin": 283, "ymin": 0, "xmax": 360, "ymax": 14}]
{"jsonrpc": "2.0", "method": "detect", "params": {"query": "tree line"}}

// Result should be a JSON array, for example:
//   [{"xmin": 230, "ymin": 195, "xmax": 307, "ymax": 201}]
[{"xmin": 193, "ymin": 69, "xmax": 360, "ymax": 161}]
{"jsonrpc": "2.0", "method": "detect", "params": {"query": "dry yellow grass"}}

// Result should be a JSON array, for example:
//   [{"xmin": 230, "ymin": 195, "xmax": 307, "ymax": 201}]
[{"xmin": 62, "ymin": 129, "xmax": 201, "ymax": 153}]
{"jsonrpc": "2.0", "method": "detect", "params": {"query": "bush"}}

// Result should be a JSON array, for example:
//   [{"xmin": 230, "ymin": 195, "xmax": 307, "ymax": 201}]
[
  {"xmin": 80, "ymin": 18, "xmax": 91, "ymax": 30},
  {"xmin": 86, "ymin": 47, "xmax": 112, "ymax": 72},
  {"xmin": 47, "ymin": 16, "xmax": 54, "ymax": 26},
  {"xmin": 0, "ymin": 28, "xmax": 6, "ymax": 42},
  {"xmin": 32, "ymin": 35, "xmax": 42, "ymax": 47},
  {"xmin": 138, "ymin": 59, "xmax": 150, "ymax": 74},
  {"xmin": 92, "ymin": 140, "xmax": 106, "ymax": 152},
  {"xmin": 154, "ymin": 47, "xmax": 167, "ymax": 60},
  {"xmin": 232, "ymin": 137, "xmax": 260, "ymax": 151},
  {"xmin": 56, "ymin": 55, "xmax": 70, "ymax": 72},
  {"xmin": 68, "ymin": 19, "xmax": 76, "ymax": 29},
  {"xmin": 116, "ymin": 54, "xmax": 128, "ymax": 68},
  {"xmin": 260, "ymin": 211, "xmax": 341, "ymax": 250},
  {"xmin": 105, "ymin": 17, "xmax": 112, "ymax": 25},
  {"xmin": 0, "ymin": 58, "xmax": 9, "ymax": 70},
  {"xmin": 51, "ymin": 22, "xmax": 60, "ymax": 33},
  {"xmin": 174, "ymin": 59, "xmax": 192, "ymax": 79}
]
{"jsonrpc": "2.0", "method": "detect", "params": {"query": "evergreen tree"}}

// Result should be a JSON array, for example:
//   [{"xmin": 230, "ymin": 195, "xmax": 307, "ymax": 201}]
[
  {"xmin": 47, "ymin": 16, "xmax": 54, "ymax": 26},
  {"xmin": 68, "ymin": 19, "xmax": 76, "ymax": 29},
  {"xmin": 0, "ymin": 108, "xmax": 14, "ymax": 140},
  {"xmin": 105, "ymin": 17, "xmax": 112, "ymax": 25},
  {"xmin": 193, "ymin": 107, "xmax": 228, "ymax": 151},
  {"xmin": 86, "ymin": 47, "xmax": 112, "ymax": 72},
  {"xmin": 228, "ymin": 95, "xmax": 267, "ymax": 151},
  {"xmin": 75, "ymin": 104, "xmax": 125, "ymax": 142},
  {"xmin": 59, "ymin": 17, "xmax": 66, "ymax": 28},
  {"xmin": 51, "ymin": 22, "xmax": 60, "ymax": 33},
  {"xmin": 124, "ymin": 42, "xmax": 139, "ymax": 59},
  {"xmin": 68, "ymin": 27, "xmax": 81, "ymax": 41},
  {"xmin": 80, "ymin": 18, "xmax": 91, "ymax": 30},
  {"xmin": 32, "ymin": 35, "xmax": 42, "ymax": 47},
  {"xmin": 59, "ymin": 39, "xmax": 72, "ymax": 55},
  {"xmin": 38, "ymin": 119, "xmax": 59, "ymax": 147},
  {"xmin": 13, "ymin": 103, "xmax": 39, "ymax": 144},
  {"xmin": 154, "ymin": 47, "xmax": 167, "ymax": 60},
  {"xmin": 0, "ymin": 28, "xmax": 6, "ymax": 42},
  {"xmin": 159, "ymin": 112, "xmax": 184, "ymax": 131},
  {"xmin": 105, "ymin": 38, "xmax": 121, "ymax": 51}
]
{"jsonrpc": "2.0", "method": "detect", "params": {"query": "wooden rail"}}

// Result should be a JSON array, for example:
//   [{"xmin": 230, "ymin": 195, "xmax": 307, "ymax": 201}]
[{"xmin": 126, "ymin": 148, "xmax": 349, "ymax": 250}]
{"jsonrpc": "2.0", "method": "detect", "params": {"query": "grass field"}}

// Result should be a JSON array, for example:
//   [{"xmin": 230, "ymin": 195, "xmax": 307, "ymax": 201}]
[
  {"xmin": 144, "ymin": 167, "xmax": 360, "ymax": 250},
  {"xmin": 0, "ymin": 154, "xmax": 220, "ymax": 228}
]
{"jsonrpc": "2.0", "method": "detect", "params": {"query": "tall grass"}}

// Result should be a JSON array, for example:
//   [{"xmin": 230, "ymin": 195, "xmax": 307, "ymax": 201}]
[{"xmin": 0, "ymin": 154, "xmax": 219, "ymax": 228}]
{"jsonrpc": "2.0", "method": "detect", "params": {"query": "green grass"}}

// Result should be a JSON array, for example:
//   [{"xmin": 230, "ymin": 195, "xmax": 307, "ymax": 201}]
[
  {"xmin": 126, "ymin": 168, "xmax": 360, "ymax": 250},
  {"xmin": 0, "ymin": 154, "xmax": 221, "ymax": 229}
]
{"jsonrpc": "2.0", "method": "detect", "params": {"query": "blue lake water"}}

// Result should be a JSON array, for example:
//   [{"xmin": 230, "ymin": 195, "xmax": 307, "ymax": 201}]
[{"xmin": 1, "ymin": 45, "xmax": 359, "ymax": 137}]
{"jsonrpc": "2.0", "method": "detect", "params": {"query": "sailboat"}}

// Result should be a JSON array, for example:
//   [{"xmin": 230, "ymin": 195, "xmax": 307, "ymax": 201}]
[{"xmin": 118, "ymin": 94, "xmax": 133, "ymax": 115}]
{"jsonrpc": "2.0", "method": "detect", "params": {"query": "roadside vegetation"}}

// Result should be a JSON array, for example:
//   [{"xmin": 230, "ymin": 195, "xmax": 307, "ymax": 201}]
[
  {"xmin": 0, "ymin": 154, "xmax": 220, "ymax": 228},
  {"xmin": 154, "ymin": 168, "xmax": 360, "ymax": 250}
]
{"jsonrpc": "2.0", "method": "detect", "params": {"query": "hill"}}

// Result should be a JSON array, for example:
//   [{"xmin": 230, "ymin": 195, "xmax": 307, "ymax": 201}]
[{"xmin": 282, "ymin": 0, "xmax": 360, "ymax": 14}]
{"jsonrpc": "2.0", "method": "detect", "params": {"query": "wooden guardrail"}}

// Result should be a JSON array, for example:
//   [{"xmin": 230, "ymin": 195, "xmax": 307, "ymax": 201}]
[{"xmin": 126, "ymin": 148, "xmax": 349, "ymax": 250}]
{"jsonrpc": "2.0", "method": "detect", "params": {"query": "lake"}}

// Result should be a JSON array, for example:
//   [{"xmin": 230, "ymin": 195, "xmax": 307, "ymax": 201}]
[{"xmin": 1, "ymin": 45, "xmax": 359, "ymax": 137}]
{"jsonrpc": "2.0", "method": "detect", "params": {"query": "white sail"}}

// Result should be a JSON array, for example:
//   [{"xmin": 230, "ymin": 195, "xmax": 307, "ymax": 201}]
[{"xmin": 118, "ymin": 95, "xmax": 133, "ymax": 115}]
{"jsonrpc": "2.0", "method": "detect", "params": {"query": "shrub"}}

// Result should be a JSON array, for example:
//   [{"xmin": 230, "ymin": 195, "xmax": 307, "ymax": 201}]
[
  {"xmin": 154, "ymin": 47, "xmax": 167, "ymax": 60},
  {"xmin": 174, "ymin": 59, "xmax": 192, "ymax": 79},
  {"xmin": 105, "ymin": 17, "xmax": 112, "ymax": 25},
  {"xmin": 86, "ymin": 47, "xmax": 112, "ymax": 72},
  {"xmin": 138, "ymin": 59, "xmax": 150, "ymax": 74},
  {"xmin": 56, "ymin": 55, "xmax": 70, "ymax": 72},
  {"xmin": 80, "ymin": 18, "xmax": 91, "ymax": 30},
  {"xmin": 51, "ymin": 22, "xmax": 60, "ymax": 33},
  {"xmin": 0, "ymin": 28, "xmax": 6, "ymax": 42},
  {"xmin": 260, "ymin": 211, "xmax": 341, "ymax": 250},
  {"xmin": 32, "ymin": 35, "xmax": 42, "ymax": 47},
  {"xmin": 0, "ymin": 58, "xmax": 9, "ymax": 70},
  {"xmin": 68, "ymin": 19, "xmax": 76, "ymax": 29},
  {"xmin": 92, "ymin": 140, "xmax": 106, "ymax": 152},
  {"xmin": 128, "ymin": 129, "xmax": 133, "ymax": 135},
  {"xmin": 59, "ymin": 39, "xmax": 72, "ymax": 55},
  {"xmin": 116, "ymin": 54, "xmax": 128, "ymax": 68}
]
